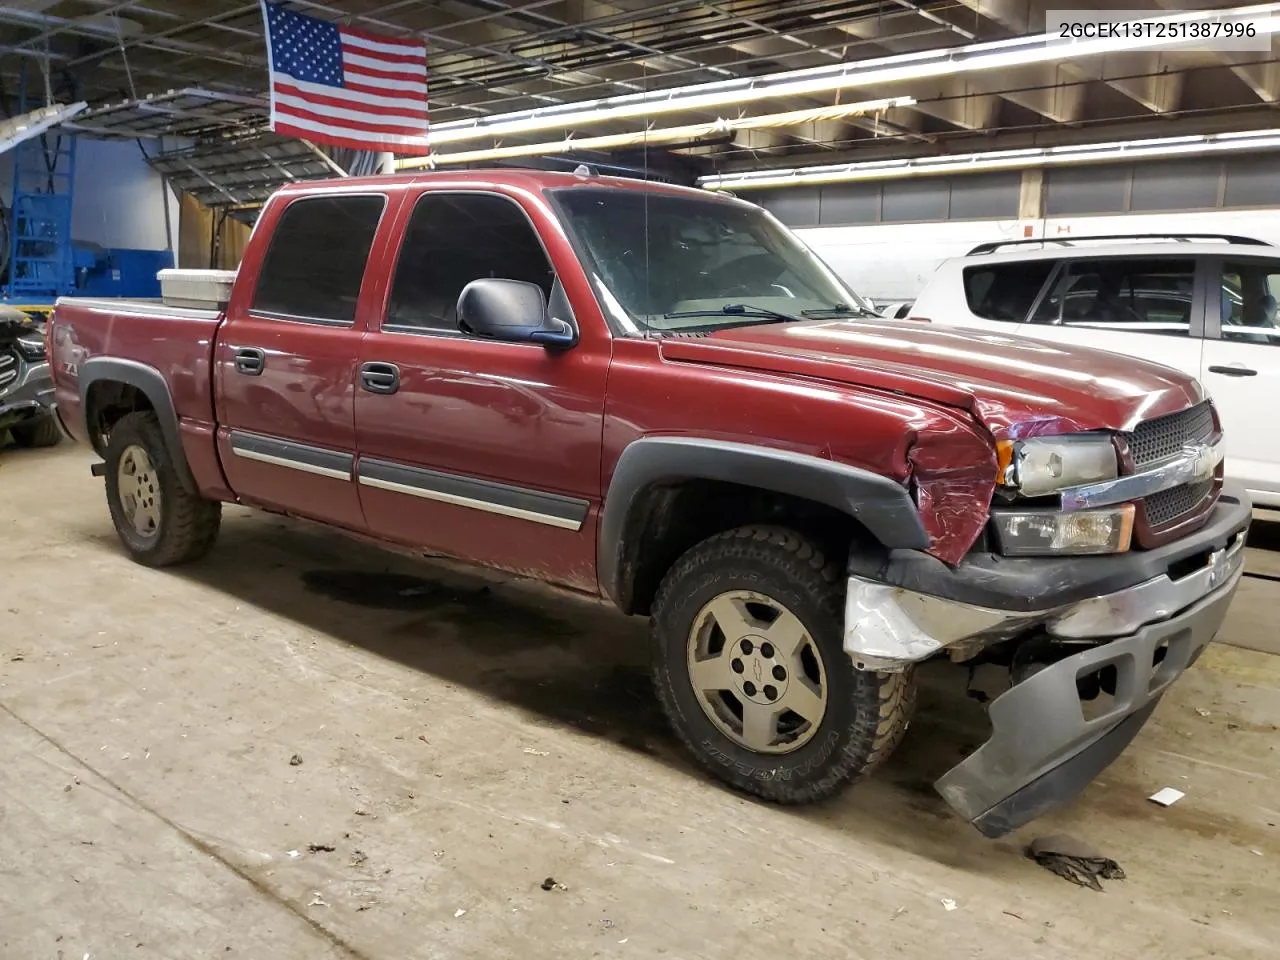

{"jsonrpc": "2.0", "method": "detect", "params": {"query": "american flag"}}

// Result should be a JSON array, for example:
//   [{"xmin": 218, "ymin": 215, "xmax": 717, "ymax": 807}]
[{"xmin": 261, "ymin": 1, "xmax": 430, "ymax": 154}]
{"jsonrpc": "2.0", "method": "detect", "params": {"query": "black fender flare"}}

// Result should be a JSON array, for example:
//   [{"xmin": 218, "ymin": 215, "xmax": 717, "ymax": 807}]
[
  {"xmin": 79, "ymin": 357, "xmax": 197, "ymax": 493},
  {"xmin": 598, "ymin": 436, "xmax": 929, "ymax": 608}
]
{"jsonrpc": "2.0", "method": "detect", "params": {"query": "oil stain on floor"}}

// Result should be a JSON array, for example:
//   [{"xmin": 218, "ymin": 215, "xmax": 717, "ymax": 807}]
[{"xmin": 301, "ymin": 567, "xmax": 675, "ymax": 759}]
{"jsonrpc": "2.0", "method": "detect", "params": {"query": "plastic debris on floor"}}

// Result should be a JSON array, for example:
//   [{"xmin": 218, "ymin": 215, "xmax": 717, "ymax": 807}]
[{"xmin": 1028, "ymin": 835, "xmax": 1126, "ymax": 891}]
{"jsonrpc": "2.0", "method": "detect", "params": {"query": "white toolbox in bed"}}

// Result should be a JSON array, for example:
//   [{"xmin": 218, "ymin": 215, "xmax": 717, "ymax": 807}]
[{"xmin": 157, "ymin": 269, "xmax": 237, "ymax": 309}]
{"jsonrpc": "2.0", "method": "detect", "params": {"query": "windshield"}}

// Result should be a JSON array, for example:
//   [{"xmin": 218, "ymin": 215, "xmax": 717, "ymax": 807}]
[{"xmin": 551, "ymin": 187, "xmax": 873, "ymax": 333}]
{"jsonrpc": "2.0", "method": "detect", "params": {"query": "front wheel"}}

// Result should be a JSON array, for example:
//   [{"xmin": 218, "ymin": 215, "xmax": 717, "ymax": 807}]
[
  {"xmin": 104, "ymin": 411, "xmax": 221, "ymax": 566},
  {"xmin": 651, "ymin": 526, "xmax": 915, "ymax": 804}
]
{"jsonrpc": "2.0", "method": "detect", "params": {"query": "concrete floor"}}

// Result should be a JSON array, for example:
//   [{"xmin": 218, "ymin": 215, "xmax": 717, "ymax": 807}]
[{"xmin": 2, "ymin": 443, "xmax": 1277, "ymax": 960}]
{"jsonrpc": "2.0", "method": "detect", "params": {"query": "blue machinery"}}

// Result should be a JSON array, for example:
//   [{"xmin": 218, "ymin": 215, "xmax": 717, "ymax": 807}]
[
  {"xmin": 4, "ymin": 65, "xmax": 172, "ymax": 306},
  {"xmin": 5, "ymin": 66, "xmax": 77, "ymax": 302}
]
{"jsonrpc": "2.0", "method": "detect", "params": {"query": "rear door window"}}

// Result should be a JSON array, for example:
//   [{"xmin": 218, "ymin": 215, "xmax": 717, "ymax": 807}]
[
  {"xmin": 252, "ymin": 194, "xmax": 386, "ymax": 324},
  {"xmin": 1219, "ymin": 259, "xmax": 1280, "ymax": 345},
  {"xmin": 962, "ymin": 261, "xmax": 1054, "ymax": 322},
  {"xmin": 1030, "ymin": 258, "xmax": 1195, "ymax": 336}
]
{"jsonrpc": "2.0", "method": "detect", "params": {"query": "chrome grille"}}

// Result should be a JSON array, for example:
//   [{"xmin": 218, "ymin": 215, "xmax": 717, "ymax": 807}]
[
  {"xmin": 0, "ymin": 349, "xmax": 17, "ymax": 391},
  {"xmin": 1144, "ymin": 479, "xmax": 1215, "ymax": 526},
  {"xmin": 1123, "ymin": 402, "xmax": 1219, "ymax": 535},
  {"xmin": 1123, "ymin": 402, "xmax": 1215, "ymax": 468}
]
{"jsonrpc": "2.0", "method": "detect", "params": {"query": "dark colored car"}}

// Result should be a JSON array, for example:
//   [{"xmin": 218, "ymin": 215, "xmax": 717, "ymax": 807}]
[{"xmin": 0, "ymin": 305, "xmax": 60, "ymax": 448}]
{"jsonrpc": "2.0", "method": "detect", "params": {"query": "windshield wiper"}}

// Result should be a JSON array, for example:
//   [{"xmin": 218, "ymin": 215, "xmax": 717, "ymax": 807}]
[
  {"xmin": 663, "ymin": 303, "xmax": 802, "ymax": 325},
  {"xmin": 801, "ymin": 302, "xmax": 879, "ymax": 319}
]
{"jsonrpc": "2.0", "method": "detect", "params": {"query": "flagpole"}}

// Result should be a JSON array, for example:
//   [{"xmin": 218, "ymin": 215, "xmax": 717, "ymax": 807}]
[{"xmin": 259, "ymin": 0, "xmax": 275, "ymax": 133}]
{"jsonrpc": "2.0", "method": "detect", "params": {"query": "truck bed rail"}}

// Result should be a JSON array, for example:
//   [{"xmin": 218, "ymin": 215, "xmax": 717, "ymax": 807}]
[{"xmin": 54, "ymin": 297, "xmax": 222, "ymax": 321}]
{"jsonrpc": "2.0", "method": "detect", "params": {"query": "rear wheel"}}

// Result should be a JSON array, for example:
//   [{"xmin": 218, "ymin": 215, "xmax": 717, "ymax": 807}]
[
  {"xmin": 651, "ymin": 525, "xmax": 915, "ymax": 803},
  {"xmin": 11, "ymin": 414, "xmax": 62, "ymax": 448},
  {"xmin": 104, "ymin": 411, "xmax": 221, "ymax": 566}
]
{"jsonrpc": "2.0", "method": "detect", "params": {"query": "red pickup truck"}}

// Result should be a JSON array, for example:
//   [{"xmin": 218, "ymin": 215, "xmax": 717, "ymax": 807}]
[{"xmin": 48, "ymin": 170, "xmax": 1249, "ymax": 836}]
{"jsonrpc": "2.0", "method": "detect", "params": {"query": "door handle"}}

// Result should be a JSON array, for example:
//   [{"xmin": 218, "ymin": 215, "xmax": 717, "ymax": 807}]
[
  {"xmin": 234, "ymin": 347, "xmax": 266, "ymax": 376},
  {"xmin": 360, "ymin": 361, "xmax": 400, "ymax": 394},
  {"xmin": 1207, "ymin": 364, "xmax": 1257, "ymax": 377}
]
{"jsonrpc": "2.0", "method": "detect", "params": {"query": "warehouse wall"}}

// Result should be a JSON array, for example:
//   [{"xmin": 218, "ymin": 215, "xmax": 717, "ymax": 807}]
[
  {"xmin": 1, "ymin": 136, "xmax": 179, "ymax": 259},
  {"xmin": 72, "ymin": 138, "xmax": 179, "ymax": 256},
  {"xmin": 178, "ymin": 194, "xmax": 252, "ymax": 271},
  {"xmin": 752, "ymin": 153, "xmax": 1280, "ymax": 302}
]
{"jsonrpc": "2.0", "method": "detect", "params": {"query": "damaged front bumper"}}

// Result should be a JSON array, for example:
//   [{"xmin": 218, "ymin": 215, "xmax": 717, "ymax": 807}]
[{"xmin": 844, "ymin": 485, "xmax": 1252, "ymax": 836}]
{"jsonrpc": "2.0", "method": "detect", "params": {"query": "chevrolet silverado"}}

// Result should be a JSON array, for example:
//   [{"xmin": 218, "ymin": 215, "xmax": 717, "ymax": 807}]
[{"xmin": 47, "ymin": 170, "xmax": 1250, "ymax": 836}]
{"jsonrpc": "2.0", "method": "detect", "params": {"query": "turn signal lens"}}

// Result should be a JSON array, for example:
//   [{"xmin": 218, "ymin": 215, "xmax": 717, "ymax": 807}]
[
  {"xmin": 995, "ymin": 439, "xmax": 1016, "ymax": 485},
  {"xmin": 991, "ymin": 505, "xmax": 1135, "ymax": 556}
]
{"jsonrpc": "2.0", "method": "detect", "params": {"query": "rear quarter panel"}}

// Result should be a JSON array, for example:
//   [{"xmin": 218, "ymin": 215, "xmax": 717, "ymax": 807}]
[{"xmin": 50, "ymin": 299, "xmax": 228, "ymax": 496}]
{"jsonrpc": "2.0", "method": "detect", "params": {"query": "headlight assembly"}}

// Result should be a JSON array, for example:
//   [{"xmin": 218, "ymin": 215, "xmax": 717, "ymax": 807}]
[
  {"xmin": 991, "ymin": 505, "xmax": 1134, "ymax": 556},
  {"xmin": 997, "ymin": 435, "xmax": 1118, "ymax": 498},
  {"xmin": 14, "ymin": 334, "xmax": 46, "ymax": 362}
]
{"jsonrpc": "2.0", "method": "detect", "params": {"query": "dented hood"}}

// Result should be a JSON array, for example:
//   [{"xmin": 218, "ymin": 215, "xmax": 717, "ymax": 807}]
[{"xmin": 659, "ymin": 319, "xmax": 1205, "ymax": 440}]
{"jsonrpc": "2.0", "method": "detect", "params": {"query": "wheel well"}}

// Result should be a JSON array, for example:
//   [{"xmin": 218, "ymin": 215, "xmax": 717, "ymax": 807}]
[
  {"xmin": 617, "ymin": 479, "xmax": 874, "ymax": 616},
  {"xmin": 85, "ymin": 380, "xmax": 154, "ymax": 456}
]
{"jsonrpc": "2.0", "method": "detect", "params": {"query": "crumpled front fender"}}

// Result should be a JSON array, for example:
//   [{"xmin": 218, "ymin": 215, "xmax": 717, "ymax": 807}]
[{"xmin": 906, "ymin": 412, "xmax": 999, "ymax": 565}]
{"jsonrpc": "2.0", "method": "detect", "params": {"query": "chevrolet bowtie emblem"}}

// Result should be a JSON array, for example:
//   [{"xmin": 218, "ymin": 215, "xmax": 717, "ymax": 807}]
[{"xmin": 1185, "ymin": 442, "xmax": 1216, "ymax": 481}]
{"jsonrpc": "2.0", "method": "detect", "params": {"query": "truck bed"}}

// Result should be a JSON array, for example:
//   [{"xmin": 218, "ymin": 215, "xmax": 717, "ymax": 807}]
[{"xmin": 50, "ymin": 297, "xmax": 225, "ymax": 488}]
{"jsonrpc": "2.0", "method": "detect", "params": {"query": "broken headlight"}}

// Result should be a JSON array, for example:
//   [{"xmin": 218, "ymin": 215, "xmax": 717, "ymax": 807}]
[{"xmin": 997, "ymin": 434, "xmax": 1118, "ymax": 498}]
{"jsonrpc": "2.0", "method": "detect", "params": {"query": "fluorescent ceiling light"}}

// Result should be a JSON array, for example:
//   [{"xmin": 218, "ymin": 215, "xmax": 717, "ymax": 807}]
[
  {"xmin": 399, "ymin": 97, "xmax": 916, "ymax": 169},
  {"xmin": 698, "ymin": 128, "xmax": 1280, "ymax": 190},
  {"xmin": 426, "ymin": 3, "xmax": 1280, "ymax": 148}
]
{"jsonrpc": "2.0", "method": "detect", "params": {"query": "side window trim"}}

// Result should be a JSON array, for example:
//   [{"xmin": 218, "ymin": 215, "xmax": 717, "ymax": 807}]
[
  {"xmin": 1191, "ymin": 253, "xmax": 1213, "ymax": 341},
  {"xmin": 1029, "ymin": 254, "xmax": 1197, "ymax": 333},
  {"xmin": 246, "ymin": 309, "xmax": 357, "ymax": 328},
  {"xmin": 377, "ymin": 189, "xmax": 569, "ymax": 341},
  {"xmin": 1202, "ymin": 255, "xmax": 1225, "ymax": 340},
  {"xmin": 249, "ymin": 192, "xmax": 389, "ymax": 327},
  {"xmin": 1023, "ymin": 259, "xmax": 1065, "ymax": 324}
]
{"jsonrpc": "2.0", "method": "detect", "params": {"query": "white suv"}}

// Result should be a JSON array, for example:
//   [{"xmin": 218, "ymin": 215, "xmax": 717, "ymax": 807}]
[{"xmin": 910, "ymin": 234, "xmax": 1280, "ymax": 508}]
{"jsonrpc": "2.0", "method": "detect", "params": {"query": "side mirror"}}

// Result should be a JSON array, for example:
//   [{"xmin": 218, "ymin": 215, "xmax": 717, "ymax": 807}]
[{"xmin": 456, "ymin": 278, "xmax": 577, "ymax": 348}]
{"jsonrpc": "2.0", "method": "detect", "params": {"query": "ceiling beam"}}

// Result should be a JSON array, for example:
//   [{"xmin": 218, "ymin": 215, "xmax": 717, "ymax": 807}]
[
  {"xmin": 1093, "ymin": 53, "xmax": 1186, "ymax": 114},
  {"xmin": 828, "ymin": 13, "xmax": 995, "ymax": 130},
  {"xmin": 1149, "ymin": 0, "xmax": 1280, "ymax": 104},
  {"xmin": 912, "ymin": 90, "xmax": 999, "ymax": 130},
  {"xmin": 949, "ymin": 0, "xmax": 1184, "ymax": 116},
  {"xmin": 944, "ymin": 0, "xmax": 1030, "ymax": 33},
  {"xmin": 785, "ymin": 118, "xmax": 857, "ymax": 150},
  {"xmin": 964, "ymin": 66, "xmax": 1085, "ymax": 123},
  {"xmin": 1219, "ymin": 53, "xmax": 1280, "ymax": 102}
]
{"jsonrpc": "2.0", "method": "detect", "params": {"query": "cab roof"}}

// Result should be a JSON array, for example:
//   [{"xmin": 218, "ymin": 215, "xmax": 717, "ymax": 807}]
[{"xmin": 272, "ymin": 168, "xmax": 738, "ymax": 205}]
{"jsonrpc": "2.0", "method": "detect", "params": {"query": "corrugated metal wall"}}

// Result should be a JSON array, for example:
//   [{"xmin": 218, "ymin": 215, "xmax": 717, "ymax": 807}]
[{"xmin": 751, "ymin": 153, "xmax": 1280, "ymax": 228}]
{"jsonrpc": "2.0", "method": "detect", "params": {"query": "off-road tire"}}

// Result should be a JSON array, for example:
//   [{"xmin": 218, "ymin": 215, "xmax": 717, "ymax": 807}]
[
  {"xmin": 11, "ymin": 414, "xmax": 63, "ymax": 448},
  {"xmin": 104, "ymin": 411, "xmax": 221, "ymax": 566},
  {"xmin": 651, "ymin": 525, "xmax": 916, "ymax": 804}
]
